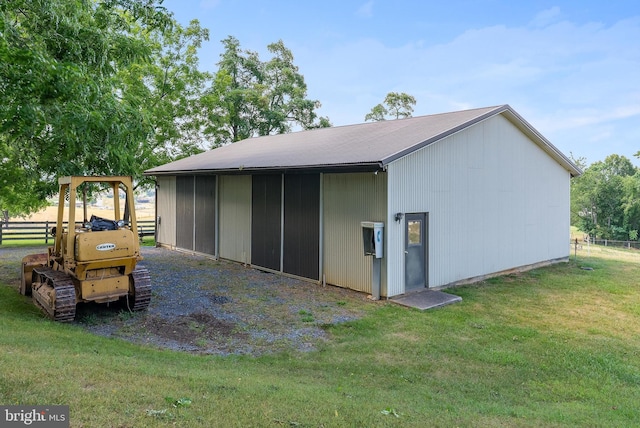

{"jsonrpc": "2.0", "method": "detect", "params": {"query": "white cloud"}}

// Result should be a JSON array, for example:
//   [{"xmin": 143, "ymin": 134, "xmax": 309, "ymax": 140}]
[
  {"xmin": 356, "ymin": 1, "xmax": 374, "ymax": 19},
  {"xmin": 298, "ymin": 13, "xmax": 640, "ymax": 163},
  {"xmin": 530, "ymin": 6, "xmax": 562, "ymax": 28},
  {"xmin": 199, "ymin": 0, "xmax": 220, "ymax": 10},
  {"xmin": 537, "ymin": 105, "xmax": 640, "ymax": 134}
]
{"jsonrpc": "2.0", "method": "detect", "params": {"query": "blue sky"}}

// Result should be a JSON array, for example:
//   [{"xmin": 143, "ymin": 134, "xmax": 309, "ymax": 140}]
[{"xmin": 162, "ymin": 0, "xmax": 640, "ymax": 167}]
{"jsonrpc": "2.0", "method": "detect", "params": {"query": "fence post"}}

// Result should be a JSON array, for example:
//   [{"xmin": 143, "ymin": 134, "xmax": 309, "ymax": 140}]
[
  {"xmin": 0, "ymin": 223, "xmax": 2, "ymax": 245},
  {"xmin": 45, "ymin": 220, "xmax": 49, "ymax": 244}
]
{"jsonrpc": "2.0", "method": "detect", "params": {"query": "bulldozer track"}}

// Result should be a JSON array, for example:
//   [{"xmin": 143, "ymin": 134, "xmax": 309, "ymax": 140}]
[
  {"xmin": 32, "ymin": 267, "xmax": 76, "ymax": 322},
  {"xmin": 129, "ymin": 266, "xmax": 151, "ymax": 311}
]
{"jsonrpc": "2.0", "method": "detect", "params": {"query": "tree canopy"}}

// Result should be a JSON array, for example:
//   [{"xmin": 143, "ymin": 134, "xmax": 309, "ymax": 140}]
[
  {"xmin": 0, "ymin": 0, "xmax": 175, "ymax": 215},
  {"xmin": 120, "ymin": 17, "xmax": 211, "ymax": 167},
  {"xmin": 365, "ymin": 92, "xmax": 416, "ymax": 121},
  {"xmin": 202, "ymin": 36, "xmax": 330, "ymax": 146},
  {"xmin": 0, "ymin": 2, "xmax": 330, "ymax": 215},
  {"xmin": 571, "ymin": 154, "xmax": 640, "ymax": 241}
]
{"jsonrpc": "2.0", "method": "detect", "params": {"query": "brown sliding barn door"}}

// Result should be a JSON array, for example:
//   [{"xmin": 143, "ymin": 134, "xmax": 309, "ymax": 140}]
[
  {"xmin": 194, "ymin": 176, "xmax": 216, "ymax": 255},
  {"xmin": 283, "ymin": 174, "xmax": 320, "ymax": 280},
  {"xmin": 176, "ymin": 176, "xmax": 195, "ymax": 251},
  {"xmin": 176, "ymin": 175, "xmax": 216, "ymax": 255},
  {"xmin": 251, "ymin": 175, "xmax": 282, "ymax": 271}
]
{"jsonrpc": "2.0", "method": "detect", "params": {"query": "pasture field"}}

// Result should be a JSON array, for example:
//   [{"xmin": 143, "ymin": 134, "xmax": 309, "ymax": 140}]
[{"xmin": 0, "ymin": 243, "xmax": 639, "ymax": 427}]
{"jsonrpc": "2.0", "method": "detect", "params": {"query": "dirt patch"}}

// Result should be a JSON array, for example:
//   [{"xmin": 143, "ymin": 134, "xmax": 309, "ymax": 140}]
[
  {"xmin": 143, "ymin": 312, "xmax": 244, "ymax": 343},
  {"xmin": 1, "ymin": 246, "xmax": 375, "ymax": 356}
]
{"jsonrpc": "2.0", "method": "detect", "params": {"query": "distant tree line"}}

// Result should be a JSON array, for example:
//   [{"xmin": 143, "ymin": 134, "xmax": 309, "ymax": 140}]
[{"xmin": 571, "ymin": 154, "xmax": 640, "ymax": 241}]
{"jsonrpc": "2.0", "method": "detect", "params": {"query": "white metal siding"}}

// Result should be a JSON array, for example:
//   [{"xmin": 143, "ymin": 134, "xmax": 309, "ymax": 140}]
[
  {"xmin": 387, "ymin": 114, "xmax": 570, "ymax": 292},
  {"xmin": 323, "ymin": 173, "xmax": 387, "ymax": 295},
  {"xmin": 156, "ymin": 176, "xmax": 176, "ymax": 247},
  {"xmin": 219, "ymin": 175, "xmax": 252, "ymax": 264}
]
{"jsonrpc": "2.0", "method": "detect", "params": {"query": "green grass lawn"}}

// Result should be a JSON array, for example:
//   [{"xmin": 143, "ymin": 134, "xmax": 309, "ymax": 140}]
[{"xmin": 1, "ymin": 248, "xmax": 639, "ymax": 427}]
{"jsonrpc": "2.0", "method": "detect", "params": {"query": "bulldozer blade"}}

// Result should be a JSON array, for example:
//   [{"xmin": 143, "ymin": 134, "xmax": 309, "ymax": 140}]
[{"xmin": 20, "ymin": 254, "xmax": 48, "ymax": 296}]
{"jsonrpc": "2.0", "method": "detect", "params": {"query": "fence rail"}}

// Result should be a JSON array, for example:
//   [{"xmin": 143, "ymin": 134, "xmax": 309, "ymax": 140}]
[
  {"xmin": 571, "ymin": 237, "xmax": 640, "ymax": 251},
  {"xmin": 0, "ymin": 220, "xmax": 156, "ymax": 245}
]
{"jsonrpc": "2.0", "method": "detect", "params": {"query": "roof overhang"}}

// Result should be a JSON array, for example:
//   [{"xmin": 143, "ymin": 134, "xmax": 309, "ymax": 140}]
[
  {"xmin": 144, "ymin": 162, "xmax": 384, "ymax": 177},
  {"xmin": 379, "ymin": 105, "xmax": 582, "ymax": 177}
]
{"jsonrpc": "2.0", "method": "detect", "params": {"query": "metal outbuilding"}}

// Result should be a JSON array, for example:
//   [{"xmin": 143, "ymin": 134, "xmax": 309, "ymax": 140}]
[{"xmin": 144, "ymin": 105, "xmax": 581, "ymax": 298}]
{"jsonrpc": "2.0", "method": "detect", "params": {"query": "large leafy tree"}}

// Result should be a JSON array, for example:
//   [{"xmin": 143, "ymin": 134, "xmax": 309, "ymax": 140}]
[
  {"xmin": 203, "ymin": 36, "xmax": 330, "ymax": 146},
  {"xmin": 365, "ymin": 92, "xmax": 417, "ymax": 121},
  {"xmin": 0, "ymin": 0, "xmax": 173, "ymax": 215},
  {"xmin": 119, "ymin": 18, "xmax": 211, "ymax": 171},
  {"xmin": 1, "ymin": 4, "xmax": 330, "ymax": 215}
]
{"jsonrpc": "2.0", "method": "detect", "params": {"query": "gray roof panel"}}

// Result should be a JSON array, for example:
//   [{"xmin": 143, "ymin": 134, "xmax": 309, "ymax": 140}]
[{"xmin": 145, "ymin": 105, "xmax": 581, "ymax": 177}]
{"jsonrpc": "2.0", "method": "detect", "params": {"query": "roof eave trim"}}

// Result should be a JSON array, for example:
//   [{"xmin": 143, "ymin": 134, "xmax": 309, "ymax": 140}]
[
  {"xmin": 379, "ymin": 104, "xmax": 582, "ymax": 177},
  {"xmin": 499, "ymin": 106, "xmax": 583, "ymax": 177}
]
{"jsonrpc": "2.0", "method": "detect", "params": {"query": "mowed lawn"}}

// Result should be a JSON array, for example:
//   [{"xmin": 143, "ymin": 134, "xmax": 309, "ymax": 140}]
[{"xmin": 1, "ymin": 246, "xmax": 639, "ymax": 427}]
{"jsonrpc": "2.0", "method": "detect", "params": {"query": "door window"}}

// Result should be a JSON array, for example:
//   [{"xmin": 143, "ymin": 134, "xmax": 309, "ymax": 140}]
[{"xmin": 408, "ymin": 220, "xmax": 421, "ymax": 245}]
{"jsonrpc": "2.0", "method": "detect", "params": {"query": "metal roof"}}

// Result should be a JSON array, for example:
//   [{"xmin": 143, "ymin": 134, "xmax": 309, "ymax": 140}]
[{"xmin": 145, "ymin": 104, "xmax": 581, "ymax": 177}]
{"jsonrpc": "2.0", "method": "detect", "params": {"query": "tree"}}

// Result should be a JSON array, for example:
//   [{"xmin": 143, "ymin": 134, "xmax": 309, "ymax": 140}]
[
  {"xmin": 571, "ymin": 154, "xmax": 639, "ymax": 240},
  {"xmin": 1, "ymin": 4, "xmax": 332, "ymax": 215},
  {"xmin": 364, "ymin": 104, "xmax": 388, "ymax": 122},
  {"xmin": 202, "ymin": 36, "xmax": 330, "ymax": 146},
  {"xmin": 622, "ymin": 173, "xmax": 640, "ymax": 239},
  {"xmin": 0, "ymin": 0, "xmax": 174, "ymax": 215},
  {"xmin": 119, "ymin": 18, "xmax": 212, "ymax": 169},
  {"xmin": 365, "ymin": 92, "xmax": 416, "ymax": 121}
]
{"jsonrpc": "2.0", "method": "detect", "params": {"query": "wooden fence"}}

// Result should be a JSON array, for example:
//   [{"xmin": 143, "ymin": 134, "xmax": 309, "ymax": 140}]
[
  {"xmin": 0, "ymin": 220, "xmax": 156, "ymax": 245},
  {"xmin": 571, "ymin": 237, "xmax": 640, "ymax": 251}
]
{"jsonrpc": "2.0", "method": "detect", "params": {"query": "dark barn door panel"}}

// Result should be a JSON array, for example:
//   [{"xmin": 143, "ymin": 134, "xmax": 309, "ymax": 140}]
[
  {"xmin": 283, "ymin": 174, "xmax": 320, "ymax": 280},
  {"xmin": 175, "ymin": 176, "xmax": 194, "ymax": 250},
  {"xmin": 251, "ymin": 175, "xmax": 282, "ymax": 271},
  {"xmin": 194, "ymin": 176, "xmax": 216, "ymax": 255}
]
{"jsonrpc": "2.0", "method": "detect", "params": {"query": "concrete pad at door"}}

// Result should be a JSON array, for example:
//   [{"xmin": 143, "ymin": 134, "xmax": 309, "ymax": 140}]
[{"xmin": 392, "ymin": 290, "xmax": 462, "ymax": 310}]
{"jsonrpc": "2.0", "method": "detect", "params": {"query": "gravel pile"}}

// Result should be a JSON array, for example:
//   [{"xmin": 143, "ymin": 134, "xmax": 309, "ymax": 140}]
[{"xmin": 1, "ymin": 246, "xmax": 372, "ymax": 356}]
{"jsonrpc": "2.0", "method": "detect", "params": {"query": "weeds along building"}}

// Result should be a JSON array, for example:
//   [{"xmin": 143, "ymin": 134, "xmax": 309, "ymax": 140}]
[{"xmin": 144, "ymin": 105, "xmax": 581, "ymax": 298}]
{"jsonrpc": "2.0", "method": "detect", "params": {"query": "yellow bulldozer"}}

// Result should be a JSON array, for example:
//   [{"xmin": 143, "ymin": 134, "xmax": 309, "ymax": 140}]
[{"xmin": 20, "ymin": 176, "xmax": 151, "ymax": 322}]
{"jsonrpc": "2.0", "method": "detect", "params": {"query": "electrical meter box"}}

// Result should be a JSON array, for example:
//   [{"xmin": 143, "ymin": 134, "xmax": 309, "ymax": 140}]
[{"xmin": 361, "ymin": 221, "xmax": 384, "ymax": 259}]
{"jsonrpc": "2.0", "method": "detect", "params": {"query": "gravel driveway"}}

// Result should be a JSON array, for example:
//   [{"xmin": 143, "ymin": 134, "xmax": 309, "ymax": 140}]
[{"xmin": 1, "ymin": 246, "xmax": 373, "ymax": 356}]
